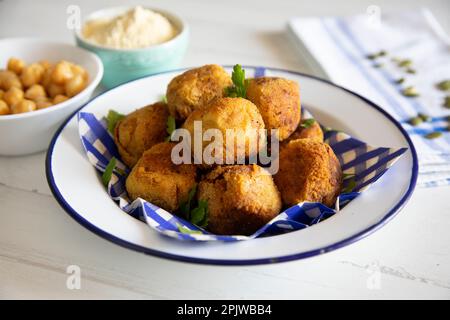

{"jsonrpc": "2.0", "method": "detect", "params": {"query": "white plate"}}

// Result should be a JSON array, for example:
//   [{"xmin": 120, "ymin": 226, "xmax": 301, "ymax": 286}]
[{"xmin": 46, "ymin": 67, "xmax": 418, "ymax": 265}]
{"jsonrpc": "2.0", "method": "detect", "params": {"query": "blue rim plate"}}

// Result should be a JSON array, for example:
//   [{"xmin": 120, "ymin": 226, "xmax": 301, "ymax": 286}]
[{"xmin": 46, "ymin": 66, "xmax": 418, "ymax": 265}]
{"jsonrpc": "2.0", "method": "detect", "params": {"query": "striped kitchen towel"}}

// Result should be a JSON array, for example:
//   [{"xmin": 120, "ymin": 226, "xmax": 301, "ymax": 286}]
[{"xmin": 288, "ymin": 8, "xmax": 450, "ymax": 187}]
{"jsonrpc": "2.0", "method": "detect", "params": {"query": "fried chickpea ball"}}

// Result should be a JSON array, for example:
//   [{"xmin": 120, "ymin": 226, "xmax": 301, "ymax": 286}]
[
  {"xmin": 20, "ymin": 63, "xmax": 45, "ymax": 87},
  {"xmin": 7, "ymin": 57, "xmax": 25, "ymax": 75},
  {"xmin": 166, "ymin": 64, "xmax": 232, "ymax": 120},
  {"xmin": 11, "ymin": 99, "xmax": 36, "ymax": 114},
  {"xmin": 114, "ymin": 102, "xmax": 169, "ymax": 168},
  {"xmin": 274, "ymin": 139, "xmax": 342, "ymax": 208},
  {"xmin": 246, "ymin": 77, "xmax": 301, "ymax": 141},
  {"xmin": 285, "ymin": 119, "xmax": 324, "ymax": 143},
  {"xmin": 0, "ymin": 90, "xmax": 4, "ymax": 99},
  {"xmin": 25, "ymin": 84, "xmax": 46, "ymax": 100},
  {"xmin": 0, "ymin": 100, "xmax": 10, "ymax": 115},
  {"xmin": 3, "ymin": 87, "xmax": 24, "ymax": 106},
  {"xmin": 182, "ymin": 97, "xmax": 265, "ymax": 165},
  {"xmin": 198, "ymin": 164, "xmax": 282, "ymax": 235},
  {"xmin": 126, "ymin": 142, "xmax": 198, "ymax": 212}
]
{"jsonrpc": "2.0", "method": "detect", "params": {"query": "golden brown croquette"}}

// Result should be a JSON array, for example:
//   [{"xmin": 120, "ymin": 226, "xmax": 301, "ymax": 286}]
[
  {"xmin": 166, "ymin": 64, "xmax": 232, "ymax": 121},
  {"xmin": 274, "ymin": 139, "xmax": 342, "ymax": 207},
  {"xmin": 182, "ymin": 97, "xmax": 266, "ymax": 166},
  {"xmin": 246, "ymin": 77, "xmax": 300, "ymax": 141},
  {"xmin": 114, "ymin": 102, "xmax": 169, "ymax": 168},
  {"xmin": 198, "ymin": 164, "xmax": 282, "ymax": 235},
  {"xmin": 126, "ymin": 142, "xmax": 198, "ymax": 212},
  {"xmin": 285, "ymin": 119, "xmax": 324, "ymax": 143}
]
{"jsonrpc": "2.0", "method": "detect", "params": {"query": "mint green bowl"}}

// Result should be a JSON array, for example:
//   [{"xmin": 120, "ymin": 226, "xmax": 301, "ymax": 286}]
[{"xmin": 75, "ymin": 6, "xmax": 189, "ymax": 89}]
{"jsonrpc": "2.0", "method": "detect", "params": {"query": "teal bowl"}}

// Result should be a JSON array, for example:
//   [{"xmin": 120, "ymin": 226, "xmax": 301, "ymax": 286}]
[{"xmin": 75, "ymin": 6, "xmax": 189, "ymax": 89}]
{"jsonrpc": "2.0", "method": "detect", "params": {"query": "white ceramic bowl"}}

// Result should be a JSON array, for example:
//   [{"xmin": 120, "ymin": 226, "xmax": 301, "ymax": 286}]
[
  {"xmin": 0, "ymin": 38, "xmax": 103, "ymax": 156},
  {"xmin": 47, "ymin": 67, "xmax": 418, "ymax": 265}
]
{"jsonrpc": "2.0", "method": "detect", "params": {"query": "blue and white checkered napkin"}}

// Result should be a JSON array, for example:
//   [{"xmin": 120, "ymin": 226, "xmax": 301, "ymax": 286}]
[
  {"xmin": 78, "ymin": 108, "xmax": 407, "ymax": 241},
  {"xmin": 288, "ymin": 8, "xmax": 450, "ymax": 187}
]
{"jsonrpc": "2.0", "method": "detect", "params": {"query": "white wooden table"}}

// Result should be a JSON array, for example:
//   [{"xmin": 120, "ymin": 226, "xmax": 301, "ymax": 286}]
[{"xmin": 1, "ymin": 0, "xmax": 449, "ymax": 299}]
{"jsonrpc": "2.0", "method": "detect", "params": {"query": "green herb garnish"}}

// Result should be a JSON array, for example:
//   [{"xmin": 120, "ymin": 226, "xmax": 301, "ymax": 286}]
[
  {"xmin": 300, "ymin": 118, "xmax": 316, "ymax": 129},
  {"xmin": 396, "ymin": 78, "xmax": 405, "ymax": 84},
  {"xmin": 437, "ymin": 80, "xmax": 450, "ymax": 91},
  {"xmin": 225, "ymin": 64, "xmax": 249, "ymax": 98},
  {"xmin": 161, "ymin": 95, "xmax": 168, "ymax": 103},
  {"xmin": 190, "ymin": 200, "xmax": 208, "ymax": 228},
  {"xmin": 165, "ymin": 115, "xmax": 176, "ymax": 141},
  {"xmin": 177, "ymin": 224, "xmax": 202, "ymax": 235},
  {"xmin": 102, "ymin": 157, "xmax": 117, "ymax": 187},
  {"xmin": 180, "ymin": 184, "xmax": 197, "ymax": 218},
  {"xmin": 402, "ymin": 86, "xmax": 419, "ymax": 97},
  {"xmin": 179, "ymin": 185, "xmax": 209, "ymax": 228},
  {"xmin": 342, "ymin": 178, "xmax": 356, "ymax": 193},
  {"xmin": 300, "ymin": 118, "xmax": 316, "ymax": 128},
  {"xmin": 425, "ymin": 131, "xmax": 442, "ymax": 139},
  {"xmin": 342, "ymin": 173, "xmax": 355, "ymax": 179},
  {"xmin": 106, "ymin": 110, "xmax": 125, "ymax": 134},
  {"xmin": 406, "ymin": 68, "xmax": 416, "ymax": 74}
]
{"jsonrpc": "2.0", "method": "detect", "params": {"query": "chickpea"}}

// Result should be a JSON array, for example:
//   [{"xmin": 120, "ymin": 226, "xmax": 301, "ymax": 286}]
[
  {"xmin": 70, "ymin": 64, "xmax": 89, "ymax": 81},
  {"xmin": 52, "ymin": 61, "xmax": 74, "ymax": 84},
  {"xmin": 35, "ymin": 97, "xmax": 53, "ymax": 109},
  {"xmin": 65, "ymin": 74, "xmax": 86, "ymax": 97},
  {"xmin": 11, "ymin": 99, "xmax": 36, "ymax": 114},
  {"xmin": 53, "ymin": 94, "xmax": 69, "ymax": 104},
  {"xmin": 3, "ymin": 87, "xmax": 24, "ymax": 106},
  {"xmin": 41, "ymin": 66, "xmax": 54, "ymax": 88},
  {"xmin": 0, "ymin": 71, "xmax": 22, "ymax": 90},
  {"xmin": 0, "ymin": 70, "xmax": 14, "ymax": 88},
  {"xmin": 20, "ymin": 63, "xmax": 45, "ymax": 88},
  {"xmin": 25, "ymin": 84, "xmax": 47, "ymax": 100},
  {"xmin": 0, "ymin": 100, "xmax": 10, "ymax": 115},
  {"xmin": 39, "ymin": 60, "xmax": 52, "ymax": 70},
  {"xmin": 7, "ymin": 57, "xmax": 26, "ymax": 75},
  {"xmin": 47, "ymin": 83, "xmax": 65, "ymax": 98},
  {"xmin": 3, "ymin": 76, "xmax": 23, "ymax": 90}
]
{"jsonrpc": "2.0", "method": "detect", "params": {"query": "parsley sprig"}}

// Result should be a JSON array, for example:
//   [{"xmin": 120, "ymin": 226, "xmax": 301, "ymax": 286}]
[
  {"xmin": 300, "ymin": 118, "xmax": 316, "ymax": 129},
  {"xmin": 179, "ymin": 184, "xmax": 209, "ymax": 228},
  {"xmin": 177, "ymin": 224, "xmax": 202, "ymax": 235},
  {"xmin": 225, "ymin": 64, "xmax": 249, "ymax": 98},
  {"xmin": 102, "ymin": 157, "xmax": 117, "ymax": 186},
  {"xmin": 341, "ymin": 173, "xmax": 356, "ymax": 193},
  {"xmin": 106, "ymin": 110, "xmax": 125, "ymax": 134},
  {"xmin": 165, "ymin": 115, "xmax": 176, "ymax": 141}
]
